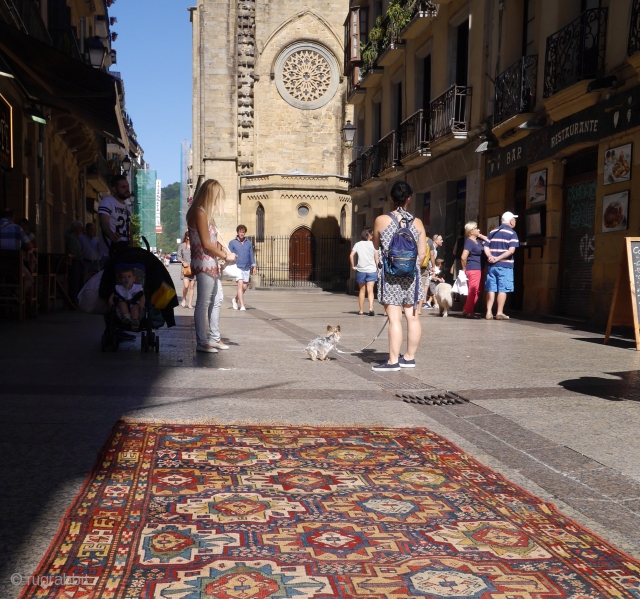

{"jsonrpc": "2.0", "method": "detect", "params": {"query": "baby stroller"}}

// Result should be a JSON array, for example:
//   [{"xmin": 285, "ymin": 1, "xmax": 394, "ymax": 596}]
[{"xmin": 99, "ymin": 239, "xmax": 178, "ymax": 353}]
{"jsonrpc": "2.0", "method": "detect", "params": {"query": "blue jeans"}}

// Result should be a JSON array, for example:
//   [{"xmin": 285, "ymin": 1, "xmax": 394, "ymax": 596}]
[{"xmin": 195, "ymin": 273, "xmax": 223, "ymax": 346}]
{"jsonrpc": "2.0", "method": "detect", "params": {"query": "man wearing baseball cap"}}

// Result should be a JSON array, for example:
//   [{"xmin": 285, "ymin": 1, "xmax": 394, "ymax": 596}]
[{"xmin": 483, "ymin": 211, "xmax": 520, "ymax": 320}]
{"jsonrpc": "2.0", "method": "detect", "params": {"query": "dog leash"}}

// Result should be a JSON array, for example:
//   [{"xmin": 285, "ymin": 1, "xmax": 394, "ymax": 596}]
[{"xmin": 334, "ymin": 317, "xmax": 389, "ymax": 354}]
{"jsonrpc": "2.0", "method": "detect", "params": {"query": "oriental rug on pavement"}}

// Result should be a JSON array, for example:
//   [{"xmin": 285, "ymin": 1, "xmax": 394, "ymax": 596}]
[{"xmin": 19, "ymin": 421, "xmax": 640, "ymax": 599}]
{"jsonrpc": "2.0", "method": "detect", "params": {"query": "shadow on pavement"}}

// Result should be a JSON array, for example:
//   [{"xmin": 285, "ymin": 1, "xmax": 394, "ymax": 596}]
[
  {"xmin": 572, "ymin": 336, "xmax": 638, "ymax": 350},
  {"xmin": 559, "ymin": 370, "xmax": 640, "ymax": 401}
]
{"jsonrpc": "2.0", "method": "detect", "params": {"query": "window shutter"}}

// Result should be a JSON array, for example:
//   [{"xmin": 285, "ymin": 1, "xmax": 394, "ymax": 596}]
[{"xmin": 351, "ymin": 9, "xmax": 361, "ymax": 61}]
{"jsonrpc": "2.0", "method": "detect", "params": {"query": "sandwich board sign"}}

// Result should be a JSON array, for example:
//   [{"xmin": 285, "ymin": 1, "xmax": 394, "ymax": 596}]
[{"xmin": 604, "ymin": 237, "xmax": 640, "ymax": 350}]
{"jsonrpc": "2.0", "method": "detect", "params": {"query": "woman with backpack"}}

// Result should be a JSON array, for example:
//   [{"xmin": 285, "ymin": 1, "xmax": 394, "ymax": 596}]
[{"xmin": 371, "ymin": 181, "xmax": 427, "ymax": 372}]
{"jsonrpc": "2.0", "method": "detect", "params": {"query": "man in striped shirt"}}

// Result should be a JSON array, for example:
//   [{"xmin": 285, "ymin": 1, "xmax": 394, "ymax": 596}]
[{"xmin": 483, "ymin": 211, "xmax": 519, "ymax": 320}]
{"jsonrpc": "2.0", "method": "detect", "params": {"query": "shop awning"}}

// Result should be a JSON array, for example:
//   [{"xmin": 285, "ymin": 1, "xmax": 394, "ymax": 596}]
[{"xmin": 0, "ymin": 20, "xmax": 124, "ymax": 143}]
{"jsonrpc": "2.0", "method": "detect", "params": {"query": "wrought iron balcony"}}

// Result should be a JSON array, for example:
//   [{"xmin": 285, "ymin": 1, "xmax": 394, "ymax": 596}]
[
  {"xmin": 378, "ymin": 131, "xmax": 401, "ymax": 175},
  {"xmin": 385, "ymin": 0, "xmax": 438, "ymax": 45},
  {"xmin": 348, "ymin": 157, "xmax": 363, "ymax": 190},
  {"xmin": 544, "ymin": 8, "xmax": 607, "ymax": 99},
  {"xmin": 361, "ymin": 146, "xmax": 380, "ymax": 185},
  {"xmin": 2, "ymin": 0, "xmax": 51, "ymax": 44},
  {"xmin": 429, "ymin": 85, "xmax": 472, "ymax": 142},
  {"xmin": 399, "ymin": 109, "xmax": 430, "ymax": 161},
  {"xmin": 494, "ymin": 55, "xmax": 538, "ymax": 126},
  {"xmin": 628, "ymin": 0, "xmax": 640, "ymax": 56}
]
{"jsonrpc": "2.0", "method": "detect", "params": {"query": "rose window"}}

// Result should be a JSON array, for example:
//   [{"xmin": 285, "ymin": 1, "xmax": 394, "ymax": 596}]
[
  {"xmin": 281, "ymin": 51, "xmax": 332, "ymax": 102},
  {"xmin": 275, "ymin": 42, "xmax": 339, "ymax": 110}
]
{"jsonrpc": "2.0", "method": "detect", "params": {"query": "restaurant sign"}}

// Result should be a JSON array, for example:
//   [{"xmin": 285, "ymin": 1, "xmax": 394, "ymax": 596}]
[
  {"xmin": 0, "ymin": 93, "xmax": 12, "ymax": 169},
  {"xmin": 487, "ymin": 85, "xmax": 640, "ymax": 179}
]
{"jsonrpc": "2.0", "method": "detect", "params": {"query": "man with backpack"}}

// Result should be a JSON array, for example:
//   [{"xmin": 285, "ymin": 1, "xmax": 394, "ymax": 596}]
[
  {"xmin": 483, "ymin": 211, "xmax": 520, "ymax": 320},
  {"xmin": 371, "ymin": 181, "xmax": 427, "ymax": 372}
]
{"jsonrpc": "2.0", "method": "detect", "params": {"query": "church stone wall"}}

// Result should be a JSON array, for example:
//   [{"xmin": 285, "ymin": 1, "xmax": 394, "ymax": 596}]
[{"xmin": 192, "ymin": 0, "xmax": 351, "ymax": 244}]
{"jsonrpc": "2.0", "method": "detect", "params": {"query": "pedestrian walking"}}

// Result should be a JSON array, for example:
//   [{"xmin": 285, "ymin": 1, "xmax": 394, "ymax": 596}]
[
  {"xmin": 422, "ymin": 234, "xmax": 442, "ymax": 309},
  {"xmin": 98, "ymin": 175, "xmax": 132, "ymax": 268},
  {"xmin": 460, "ymin": 221, "xmax": 488, "ymax": 318},
  {"xmin": 228, "ymin": 224, "xmax": 257, "ymax": 311},
  {"xmin": 484, "ymin": 211, "xmax": 520, "ymax": 320},
  {"xmin": 371, "ymin": 181, "xmax": 426, "ymax": 372},
  {"xmin": 350, "ymin": 227, "xmax": 378, "ymax": 316},
  {"xmin": 186, "ymin": 179, "xmax": 237, "ymax": 353},
  {"xmin": 177, "ymin": 231, "xmax": 196, "ymax": 309},
  {"xmin": 79, "ymin": 223, "xmax": 101, "ymax": 280}
]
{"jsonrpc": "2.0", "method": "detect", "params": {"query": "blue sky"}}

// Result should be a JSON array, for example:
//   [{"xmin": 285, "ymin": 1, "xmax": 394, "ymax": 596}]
[{"xmin": 110, "ymin": 0, "xmax": 193, "ymax": 185}]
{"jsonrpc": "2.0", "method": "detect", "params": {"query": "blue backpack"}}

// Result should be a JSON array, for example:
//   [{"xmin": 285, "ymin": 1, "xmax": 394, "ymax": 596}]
[{"xmin": 381, "ymin": 212, "xmax": 421, "ymax": 309}]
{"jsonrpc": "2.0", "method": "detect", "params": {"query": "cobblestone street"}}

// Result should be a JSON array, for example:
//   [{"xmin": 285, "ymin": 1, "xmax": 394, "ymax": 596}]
[{"xmin": 2, "ymin": 265, "xmax": 640, "ymax": 597}]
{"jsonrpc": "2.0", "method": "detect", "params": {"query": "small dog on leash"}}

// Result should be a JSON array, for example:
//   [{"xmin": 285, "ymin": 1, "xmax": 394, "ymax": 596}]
[
  {"xmin": 305, "ymin": 326, "xmax": 341, "ymax": 361},
  {"xmin": 435, "ymin": 283, "xmax": 453, "ymax": 317}
]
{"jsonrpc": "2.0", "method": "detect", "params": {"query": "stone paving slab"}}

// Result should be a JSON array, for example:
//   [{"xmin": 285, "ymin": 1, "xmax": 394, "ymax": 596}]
[{"xmin": 2, "ymin": 267, "xmax": 640, "ymax": 597}]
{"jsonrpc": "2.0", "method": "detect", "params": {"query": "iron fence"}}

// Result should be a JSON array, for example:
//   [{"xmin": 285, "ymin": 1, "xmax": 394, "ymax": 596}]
[
  {"xmin": 544, "ymin": 8, "xmax": 607, "ymax": 98},
  {"xmin": 629, "ymin": 0, "xmax": 640, "ymax": 56},
  {"xmin": 494, "ymin": 55, "xmax": 538, "ymax": 125},
  {"xmin": 361, "ymin": 145, "xmax": 380, "ymax": 184},
  {"xmin": 429, "ymin": 85, "xmax": 472, "ymax": 142},
  {"xmin": 348, "ymin": 157, "xmax": 363, "ymax": 190},
  {"xmin": 399, "ymin": 109, "xmax": 430, "ymax": 160},
  {"xmin": 378, "ymin": 130, "xmax": 400, "ymax": 174},
  {"xmin": 2, "ymin": 0, "xmax": 51, "ymax": 44},
  {"xmin": 249, "ymin": 235, "xmax": 351, "ymax": 289}
]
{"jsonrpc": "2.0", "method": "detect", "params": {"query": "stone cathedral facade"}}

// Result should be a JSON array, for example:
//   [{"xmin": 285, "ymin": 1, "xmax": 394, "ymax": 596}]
[{"xmin": 189, "ymin": 0, "xmax": 352, "ymax": 248}]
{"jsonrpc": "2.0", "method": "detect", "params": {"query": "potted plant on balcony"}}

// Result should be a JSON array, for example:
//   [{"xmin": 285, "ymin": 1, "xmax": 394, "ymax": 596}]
[{"xmin": 360, "ymin": 18, "xmax": 385, "ymax": 77}]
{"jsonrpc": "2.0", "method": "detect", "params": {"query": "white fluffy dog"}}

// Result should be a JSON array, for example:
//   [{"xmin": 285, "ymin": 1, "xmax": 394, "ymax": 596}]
[{"xmin": 435, "ymin": 283, "xmax": 453, "ymax": 317}]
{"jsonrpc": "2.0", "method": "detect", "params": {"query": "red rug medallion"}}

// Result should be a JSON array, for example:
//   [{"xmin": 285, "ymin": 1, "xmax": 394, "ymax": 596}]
[{"xmin": 19, "ymin": 422, "xmax": 640, "ymax": 598}]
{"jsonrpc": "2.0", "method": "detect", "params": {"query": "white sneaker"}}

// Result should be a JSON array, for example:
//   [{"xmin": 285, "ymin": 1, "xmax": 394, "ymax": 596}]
[
  {"xmin": 240, "ymin": 306, "xmax": 246, "ymax": 311},
  {"xmin": 209, "ymin": 341, "xmax": 229, "ymax": 350},
  {"xmin": 232, "ymin": 298, "xmax": 238, "ymax": 310},
  {"xmin": 196, "ymin": 344, "xmax": 218, "ymax": 353}
]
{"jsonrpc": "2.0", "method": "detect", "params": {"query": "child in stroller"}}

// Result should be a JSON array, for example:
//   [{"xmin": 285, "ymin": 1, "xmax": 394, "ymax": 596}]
[
  {"xmin": 109, "ymin": 266, "xmax": 146, "ymax": 331},
  {"xmin": 102, "ymin": 261, "xmax": 164, "ymax": 352}
]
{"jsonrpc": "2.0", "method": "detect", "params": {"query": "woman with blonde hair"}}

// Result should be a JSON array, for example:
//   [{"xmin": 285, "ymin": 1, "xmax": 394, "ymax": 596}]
[
  {"xmin": 460, "ymin": 221, "xmax": 488, "ymax": 318},
  {"xmin": 186, "ymin": 179, "xmax": 237, "ymax": 353}
]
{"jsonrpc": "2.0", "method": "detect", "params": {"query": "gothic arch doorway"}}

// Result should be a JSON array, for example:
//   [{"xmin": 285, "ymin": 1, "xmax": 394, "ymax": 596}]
[{"xmin": 289, "ymin": 227, "xmax": 314, "ymax": 281}]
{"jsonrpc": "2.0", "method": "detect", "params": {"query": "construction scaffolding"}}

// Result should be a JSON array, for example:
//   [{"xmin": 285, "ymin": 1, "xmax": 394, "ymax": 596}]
[{"xmin": 134, "ymin": 169, "xmax": 157, "ymax": 249}]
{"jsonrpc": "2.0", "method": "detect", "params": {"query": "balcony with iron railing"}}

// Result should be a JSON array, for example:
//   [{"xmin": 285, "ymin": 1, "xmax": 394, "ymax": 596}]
[
  {"xmin": 494, "ymin": 55, "xmax": 538, "ymax": 126},
  {"xmin": 543, "ymin": 8, "xmax": 607, "ymax": 99},
  {"xmin": 87, "ymin": 153, "xmax": 112, "ymax": 191},
  {"xmin": 429, "ymin": 85, "xmax": 472, "ymax": 143},
  {"xmin": 50, "ymin": 27, "xmax": 83, "ymax": 61},
  {"xmin": 2, "ymin": 0, "xmax": 51, "ymax": 44},
  {"xmin": 348, "ymin": 157, "xmax": 363, "ymax": 190},
  {"xmin": 361, "ymin": 146, "xmax": 380, "ymax": 186},
  {"xmin": 393, "ymin": 0, "xmax": 438, "ymax": 41},
  {"xmin": 378, "ymin": 130, "xmax": 401, "ymax": 176},
  {"xmin": 628, "ymin": 0, "xmax": 640, "ymax": 57},
  {"xmin": 399, "ymin": 109, "xmax": 430, "ymax": 164}
]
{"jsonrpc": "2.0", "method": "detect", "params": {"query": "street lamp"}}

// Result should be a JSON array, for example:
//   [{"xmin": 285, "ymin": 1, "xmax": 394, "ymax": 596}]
[
  {"xmin": 342, "ymin": 120, "xmax": 357, "ymax": 147},
  {"xmin": 121, "ymin": 154, "xmax": 132, "ymax": 175},
  {"xmin": 88, "ymin": 37, "xmax": 107, "ymax": 69}
]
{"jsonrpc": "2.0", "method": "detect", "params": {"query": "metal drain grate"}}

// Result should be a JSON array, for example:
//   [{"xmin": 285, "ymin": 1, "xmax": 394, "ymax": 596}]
[{"xmin": 397, "ymin": 391, "xmax": 468, "ymax": 406}]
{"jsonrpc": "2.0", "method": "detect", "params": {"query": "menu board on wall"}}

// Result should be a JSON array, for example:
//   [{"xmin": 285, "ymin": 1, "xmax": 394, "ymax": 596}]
[{"xmin": 604, "ymin": 238, "xmax": 640, "ymax": 351}]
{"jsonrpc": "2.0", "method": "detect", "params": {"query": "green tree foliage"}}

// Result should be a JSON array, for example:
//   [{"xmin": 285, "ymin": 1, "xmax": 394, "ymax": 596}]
[
  {"xmin": 130, "ymin": 213, "xmax": 142, "ymax": 247},
  {"xmin": 156, "ymin": 182, "xmax": 182, "ymax": 253}
]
